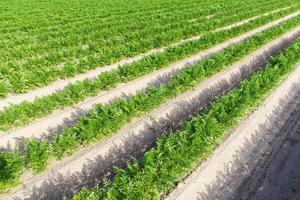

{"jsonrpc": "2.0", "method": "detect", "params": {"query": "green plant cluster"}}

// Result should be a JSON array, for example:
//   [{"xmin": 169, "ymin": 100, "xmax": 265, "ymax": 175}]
[
  {"xmin": 0, "ymin": 0, "xmax": 296, "ymax": 95},
  {"xmin": 1, "ymin": 8, "xmax": 299, "ymax": 131},
  {"xmin": 73, "ymin": 33, "xmax": 300, "ymax": 200},
  {"xmin": 0, "ymin": 15, "xmax": 299, "ymax": 193}
]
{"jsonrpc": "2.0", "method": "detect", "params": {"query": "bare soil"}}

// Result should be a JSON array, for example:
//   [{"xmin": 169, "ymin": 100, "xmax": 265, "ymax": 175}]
[
  {"xmin": 233, "ymin": 90, "xmax": 300, "ymax": 200},
  {"xmin": 167, "ymin": 65, "xmax": 300, "ymax": 200}
]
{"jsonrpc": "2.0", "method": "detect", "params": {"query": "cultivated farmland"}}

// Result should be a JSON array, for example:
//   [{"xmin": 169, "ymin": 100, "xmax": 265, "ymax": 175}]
[{"xmin": 0, "ymin": 0, "xmax": 300, "ymax": 199}]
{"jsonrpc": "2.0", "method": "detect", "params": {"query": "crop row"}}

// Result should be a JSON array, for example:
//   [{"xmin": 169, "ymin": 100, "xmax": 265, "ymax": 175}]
[
  {"xmin": 72, "ymin": 32, "xmax": 300, "ymax": 200},
  {"xmin": 0, "ymin": 2, "xmax": 282, "ymax": 72},
  {"xmin": 1, "ymin": 2, "xmax": 292, "ymax": 56},
  {"xmin": 0, "ymin": 0, "xmax": 213, "ymax": 29},
  {"xmin": 0, "ymin": 1, "xmax": 287, "ymax": 78},
  {"xmin": 0, "ymin": 0, "xmax": 286, "ymax": 35},
  {"xmin": 0, "ymin": 2, "xmax": 264, "ymax": 65},
  {"xmin": 0, "ymin": 0, "xmax": 237, "ymax": 34},
  {"xmin": 0, "ymin": 0, "xmax": 192, "ymax": 22},
  {"xmin": 0, "ymin": 2, "xmax": 296, "ymax": 95},
  {"xmin": 0, "ymin": 15, "xmax": 298, "ymax": 193},
  {"xmin": 0, "ymin": 0, "xmax": 265, "ymax": 59},
  {"xmin": 1, "ymin": 12, "xmax": 299, "ymax": 132},
  {"xmin": 0, "ymin": 1, "xmax": 211, "ymax": 44}
]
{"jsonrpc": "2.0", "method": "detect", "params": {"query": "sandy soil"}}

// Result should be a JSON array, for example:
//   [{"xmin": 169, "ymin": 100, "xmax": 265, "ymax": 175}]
[
  {"xmin": 1, "ymin": 16, "xmax": 300, "ymax": 150},
  {"xmin": 166, "ymin": 64, "xmax": 300, "ymax": 200},
  {"xmin": 233, "ymin": 93, "xmax": 300, "ymax": 200},
  {"xmin": 0, "ymin": 7, "xmax": 293, "ymax": 111}
]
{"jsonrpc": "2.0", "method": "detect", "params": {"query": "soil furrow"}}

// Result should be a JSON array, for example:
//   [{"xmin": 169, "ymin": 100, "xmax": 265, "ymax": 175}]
[{"xmin": 231, "ymin": 89, "xmax": 300, "ymax": 200}]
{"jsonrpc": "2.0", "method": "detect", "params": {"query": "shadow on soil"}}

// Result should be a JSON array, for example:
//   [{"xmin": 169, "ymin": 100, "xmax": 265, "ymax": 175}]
[{"xmin": 194, "ymin": 84, "xmax": 300, "ymax": 200}]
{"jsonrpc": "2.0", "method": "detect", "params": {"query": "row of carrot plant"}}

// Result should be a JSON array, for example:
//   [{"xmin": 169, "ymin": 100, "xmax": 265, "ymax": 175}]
[
  {"xmin": 0, "ymin": 1, "xmax": 287, "ymax": 90},
  {"xmin": 0, "ymin": 0, "xmax": 296, "ymax": 95},
  {"xmin": 1, "ymin": 11, "xmax": 299, "ymax": 131},
  {"xmin": 0, "ymin": 0, "xmax": 285, "ymax": 51},
  {"xmin": 0, "ymin": 0, "xmax": 217, "ymax": 31},
  {"xmin": 0, "ymin": 0, "xmax": 260, "ymax": 62}
]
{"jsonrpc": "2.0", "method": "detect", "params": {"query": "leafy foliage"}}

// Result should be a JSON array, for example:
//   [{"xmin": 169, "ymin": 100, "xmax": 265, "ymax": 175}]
[
  {"xmin": 1, "ymin": 0, "xmax": 294, "ymax": 95},
  {"xmin": 1, "ymin": 8, "xmax": 300, "ymax": 131},
  {"xmin": 1, "ymin": 14, "xmax": 300, "ymax": 193}
]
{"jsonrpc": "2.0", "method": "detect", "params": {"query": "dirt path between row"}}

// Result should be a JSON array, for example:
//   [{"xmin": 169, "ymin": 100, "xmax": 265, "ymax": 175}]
[{"xmin": 166, "ymin": 65, "xmax": 300, "ymax": 200}]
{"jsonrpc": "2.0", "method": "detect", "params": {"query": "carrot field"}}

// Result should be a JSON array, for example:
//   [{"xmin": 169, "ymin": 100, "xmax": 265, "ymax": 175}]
[{"xmin": 0, "ymin": 0, "xmax": 300, "ymax": 199}]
